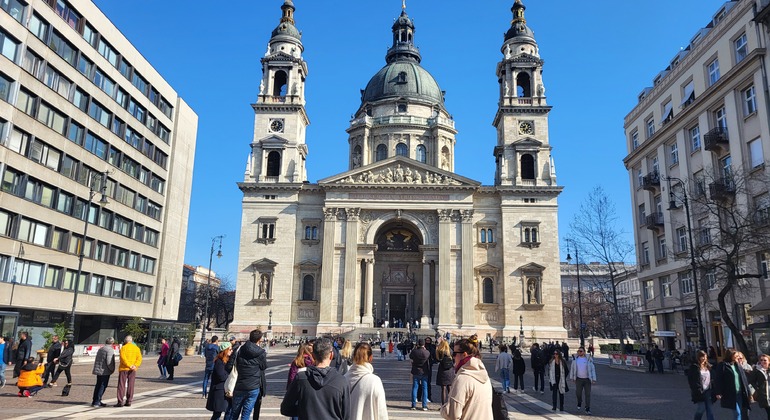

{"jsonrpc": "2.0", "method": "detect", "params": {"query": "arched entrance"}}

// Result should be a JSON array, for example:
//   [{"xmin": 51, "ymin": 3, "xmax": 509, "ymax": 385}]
[{"xmin": 373, "ymin": 221, "xmax": 424, "ymax": 327}]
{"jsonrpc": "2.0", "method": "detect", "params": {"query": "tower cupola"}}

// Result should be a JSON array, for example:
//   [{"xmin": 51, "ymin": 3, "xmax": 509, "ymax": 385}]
[
  {"xmin": 386, "ymin": 2, "xmax": 421, "ymax": 64},
  {"xmin": 504, "ymin": 0, "xmax": 535, "ymax": 45},
  {"xmin": 271, "ymin": 0, "xmax": 301, "ymax": 41}
]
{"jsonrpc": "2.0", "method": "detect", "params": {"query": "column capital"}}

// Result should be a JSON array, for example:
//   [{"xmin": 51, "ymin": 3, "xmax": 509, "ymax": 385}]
[
  {"xmin": 437, "ymin": 209, "xmax": 453, "ymax": 222},
  {"xmin": 346, "ymin": 208, "xmax": 361, "ymax": 221},
  {"xmin": 323, "ymin": 207, "xmax": 338, "ymax": 221},
  {"xmin": 461, "ymin": 209, "xmax": 474, "ymax": 222}
]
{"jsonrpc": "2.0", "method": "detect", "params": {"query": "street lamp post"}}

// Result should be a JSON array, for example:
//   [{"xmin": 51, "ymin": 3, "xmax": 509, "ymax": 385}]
[
  {"xmin": 268, "ymin": 309, "xmax": 273, "ymax": 331},
  {"xmin": 519, "ymin": 315, "xmax": 525, "ymax": 346},
  {"xmin": 566, "ymin": 246, "xmax": 585, "ymax": 348},
  {"xmin": 666, "ymin": 176, "xmax": 707, "ymax": 351},
  {"xmin": 202, "ymin": 235, "xmax": 224, "ymax": 347},
  {"xmin": 373, "ymin": 302, "xmax": 377, "ymax": 327},
  {"xmin": 68, "ymin": 171, "xmax": 109, "ymax": 341}
]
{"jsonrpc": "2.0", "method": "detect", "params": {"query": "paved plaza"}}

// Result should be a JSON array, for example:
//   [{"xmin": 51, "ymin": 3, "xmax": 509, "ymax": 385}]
[{"xmin": 0, "ymin": 346, "xmax": 760, "ymax": 419}]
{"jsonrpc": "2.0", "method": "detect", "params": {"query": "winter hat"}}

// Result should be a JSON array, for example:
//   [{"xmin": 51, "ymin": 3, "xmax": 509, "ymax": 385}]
[{"xmin": 218, "ymin": 342, "xmax": 232, "ymax": 353}]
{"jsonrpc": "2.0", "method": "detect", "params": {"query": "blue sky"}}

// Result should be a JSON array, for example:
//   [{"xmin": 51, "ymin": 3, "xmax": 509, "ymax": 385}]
[{"xmin": 92, "ymin": 0, "xmax": 727, "ymax": 285}]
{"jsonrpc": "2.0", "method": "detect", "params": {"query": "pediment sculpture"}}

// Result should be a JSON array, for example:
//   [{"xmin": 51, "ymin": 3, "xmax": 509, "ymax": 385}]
[{"xmin": 336, "ymin": 163, "xmax": 462, "ymax": 186}]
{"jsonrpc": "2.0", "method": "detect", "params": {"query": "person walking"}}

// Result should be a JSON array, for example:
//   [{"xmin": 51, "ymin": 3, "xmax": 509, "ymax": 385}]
[
  {"xmin": 569, "ymin": 346, "xmax": 596, "ymax": 415},
  {"xmin": 13, "ymin": 331, "xmax": 32, "ymax": 379},
  {"xmin": 750, "ymin": 353, "xmax": 770, "ymax": 420},
  {"xmin": 653, "ymin": 345, "xmax": 665, "ymax": 374},
  {"xmin": 547, "ymin": 349, "xmax": 569, "ymax": 412},
  {"xmin": 420, "ymin": 337, "xmax": 436, "ymax": 403},
  {"xmin": 494, "ymin": 344, "xmax": 513, "ymax": 393},
  {"xmin": 42, "ymin": 335, "xmax": 61, "ymax": 385},
  {"xmin": 512, "ymin": 349, "xmax": 526, "ymax": 394},
  {"xmin": 435, "ymin": 340, "xmax": 454, "ymax": 405},
  {"xmin": 227, "ymin": 329, "xmax": 267, "ymax": 420},
  {"xmin": 713, "ymin": 349, "xmax": 751, "ymax": 420},
  {"xmin": 687, "ymin": 350, "xmax": 715, "ymax": 420},
  {"xmin": 157, "ymin": 337, "xmax": 169, "ymax": 379},
  {"xmin": 203, "ymin": 336, "xmax": 220, "ymax": 398},
  {"xmin": 0, "ymin": 336, "xmax": 7, "ymax": 388},
  {"xmin": 345, "ymin": 342, "xmax": 389, "ymax": 420},
  {"xmin": 49, "ymin": 339, "xmax": 74, "ymax": 387},
  {"xmin": 440, "ymin": 338, "xmax": 492, "ymax": 420},
  {"xmin": 91, "ymin": 337, "xmax": 116, "ymax": 407},
  {"xmin": 166, "ymin": 336, "xmax": 181, "ymax": 380},
  {"xmin": 206, "ymin": 342, "xmax": 233, "ymax": 420},
  {"xmin": 531, "ymin": 342, "xmax": 546, "ymax": 395},
  {"xmin": 380, "ymin": 341, "xmax": 386, "ymax": 358},
  {"xmin": 280, "ymin": 337, "xmax": 350, "ymax": 420},
  {"xmin": 410, "ymin": 338, "xmax": 431, "ymax": 411},
  {"xmin": 115, "ymin": 335, "xmax": 142, "ymax": 407}
]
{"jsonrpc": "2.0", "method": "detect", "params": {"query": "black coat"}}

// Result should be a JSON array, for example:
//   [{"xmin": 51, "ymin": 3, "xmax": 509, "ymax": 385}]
[
  {"xmin": 435, "ymin": 355, "xmax": 455, "ymax": 386},
  {"xmin": 15, "ymin": 337, "xmax": 31, "ymax": 361},
  {"xmin": 750, "ymin": 368, "xmax": 770, "ymax": 408},
  {"xmin": 686, "ymin": 364, "xmax": 712, "ymax": 403},
  {"xmin": 47, "ymin": 342, "xmax": 62, "ymax": 363},
  {"xmin": 410, "ymin": 347, "xmax": 430, "ymax": 376},
  {"xmin": 206, "ymin": 358, "xmax": 231, "ymax": 413},
  {"xmin": 713, "ymin": 362, "xmax": 751, "ymax": 409},
  {"xmin": 234, "ymin": 341, "xmax": 267, "ymax": 392},
  {"xmin": 531, "ymin": 348, "xmax": 545, "ymax": 370},
  {"xmin": 280, "ymin": 365, "xmax": 350, "ymax": 420},
  {"xmin": 166, "ymin": 339, "xmax": 181, "ymax": 367},
  {"xmin": 512, "ymin": 357, "xmax": 526, "ymax": 375},
  {"xmin": 58, "ymin": 346, "xmax": 74, "ymax": 367}
]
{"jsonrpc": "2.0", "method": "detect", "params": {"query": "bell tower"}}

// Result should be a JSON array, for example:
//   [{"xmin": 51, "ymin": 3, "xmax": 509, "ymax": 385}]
[
  {"xmin": 247, "ymin": 0, "xmax": 309, "ymax": 184},
  {"xmin": 493, "ymin": 0, "xmax": 557, "ymax": 187}
]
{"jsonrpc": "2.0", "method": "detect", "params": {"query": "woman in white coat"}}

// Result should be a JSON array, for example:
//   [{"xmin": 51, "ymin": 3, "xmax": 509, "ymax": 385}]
[{"xmin": 345, "ymin": 342, "xmax": 389, "ymax": 420}]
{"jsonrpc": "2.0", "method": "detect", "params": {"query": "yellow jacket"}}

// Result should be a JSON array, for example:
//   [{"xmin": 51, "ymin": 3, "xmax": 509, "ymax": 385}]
[
  {"xmin": 17, "ymin": 363, "xmax": 44, "ymax": 388},
  {"xmin": 119, "ymin": 343, "xmax": 143, "ymax": 372}
]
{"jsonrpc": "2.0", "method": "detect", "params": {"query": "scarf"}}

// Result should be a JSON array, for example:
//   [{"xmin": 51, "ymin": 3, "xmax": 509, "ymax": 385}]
[{"xmin": 455, "ymin": 356, "xmax": 472, "ymax": 373}]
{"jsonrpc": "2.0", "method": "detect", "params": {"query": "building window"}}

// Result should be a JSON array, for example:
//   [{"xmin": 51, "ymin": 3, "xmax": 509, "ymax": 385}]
[
  {"xmin": 657, "ymin": 235, "xmax": 667, "ymax": 260},
  {"xmin": 761, "ymin": 253, "xmax": 770, "ymax": 280},
  {"xmin": 681, "ymin": 80, "xmax": 695, "ymax": 108},
  {"xmin": 301, "ymin": 274, "xmax": 314, "ymax": 300},
  {"xmin": 520, "ymin": 154, "xmax": 535, "ymax": 180},
  {"xmin": 646, "ymin": 118, "xmax": 655, "ymax": 139},
  {"xmin": 0, "ymin": 72, "xmax": 12, "ymax": 102},
  {"xmin": 708, "ymin": 59, "xmax": 720, "ymax": 86},
  {"xmin": 477, "ymin": 225, "xmax": 496, "ymax": 247},
  {"xmin": 715, "ymin": 106, "xmax": 727, "ymax": 129},
  {"xmin": 644, "ymin": 280, "xmax": 655, "ymax": 300},
  {"xmin": 0, "ymin": 28, "xmax": 20, "ymax": 62},
  {"xmin": 735, "ymin": 33, "xmax": 748, "ymax": 63},
  {"xmin": 749, "ymin": 138, "xmax": 764, "ymax": 169},
  {"xmin": 396, "ymin": 142, "xmax": 408, "ymax": 157},
  {"xmin": 302, "ymin": 219, "xmax": 320, "ymax": 244},
  {"xmin": 676, "ymin": 226, "xmax": 687, "ymax": 253},
  {"xmin": 669, "ymin": 142, "xmax": 679, "ymax": 165},
  {"xmin": 482, "ymin": 278, "xmax": 494, "ymax": 304},
  {"xmin": 680, "ymin": 271, "xmax": 694, "ymax": 294},
  {"xmin": 257, "ymin": 217, "xmax": 277, "ymax": 244},
  {"xmin": 1, "ymin": 0, "xmax": 26, "ymax": 22},
  {"xmin": 660, "ymin": 276, "xmax": 672, "ymax": 297},
  {"xmin": 416, "ymin": 144, "xmax": 426, "ymax": 163},
  {"xmin": 375, "ymin": 144, "xmax": 387, "ymax": 161},
  {"xmin": 705, "ymin": 269, "xmax": 717, "ymax": 290},
  {"xmin": 631, "ymin": 130, "xmax": 639, "ymax": 150},
  {"xmin": 521, "ymin": 223, "xmax": 540, "ymax": 247},
  {"xmin": 13, "ymin": 260, "xmax": 43, "ymax": 286},
  {"xmin": 636, "ymin": 168, "xmax": 643, "ymax": 189},
  {"xmin": 690, "ymin": 125, "xmax": 701, "ymax": 151},
  {"xmin": 266, "ymin": 151, "xmax": 281, "ymax": 177},
  {"xmin": 660, "ymin": 100, "xmax": 673, "ymax": 125},
  {"xmin": 641, "ymin": 242, "xmax": 650, "ymax": 265},
  {"xmin": 743, "ymin": 85, "xmax": 757, "ymax": 116},
  {"xmin": 17, "ymin": 217, "xmax": 49, "ymax": 246}
]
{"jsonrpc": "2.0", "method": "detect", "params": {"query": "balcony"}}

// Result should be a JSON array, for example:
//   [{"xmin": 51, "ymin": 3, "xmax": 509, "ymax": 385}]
[
  {"xmin": 704, "ymin": 127, "xmax": 729, "ymax": 152},
  {"xmin": 641, "ymin": 172, "xmax": 660, "ymax": 191},
  {"xmin": 645, "ymin": 213, "xmax": 665, "ymax": 231},
  {"xmin": 709, "ymin": 178, "xmax": 735, "ymax": 201}
]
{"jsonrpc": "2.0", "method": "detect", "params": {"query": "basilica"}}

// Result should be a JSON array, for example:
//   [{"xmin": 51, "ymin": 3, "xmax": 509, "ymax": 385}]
[{"xmin": 230, "ymin": 0, "xmax": 566, "ymax": 341}]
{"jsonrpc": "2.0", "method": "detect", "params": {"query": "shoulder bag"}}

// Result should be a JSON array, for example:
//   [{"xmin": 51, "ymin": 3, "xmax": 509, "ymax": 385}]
[{"xmin": 224, "ymin": 348, "xmax": 240, "ymax": 397}]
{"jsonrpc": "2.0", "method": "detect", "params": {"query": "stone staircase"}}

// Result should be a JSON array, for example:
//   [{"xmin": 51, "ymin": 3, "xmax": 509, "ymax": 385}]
[{"xmin": 340, "ymin": 327, "xmax": 437, "ymax": 342}]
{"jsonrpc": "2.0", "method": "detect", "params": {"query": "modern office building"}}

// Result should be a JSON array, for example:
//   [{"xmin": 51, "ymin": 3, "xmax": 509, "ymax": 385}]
[
  {"xmin": 624, "ymin": 0, "xmax": 770, "ymax": 353},
  {"xmin": 231, "ymin": 0, "xmax": 566, "ymax": 340},
  {"xmin": 0, "ymin": 0, "xmax": 197, "ymax": 342}
]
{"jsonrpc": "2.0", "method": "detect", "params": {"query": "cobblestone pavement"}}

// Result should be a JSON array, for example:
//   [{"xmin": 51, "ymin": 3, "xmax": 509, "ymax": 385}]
[{"xmin": 0, "ymin": 347, "xmax": 763, "ymax": 419}]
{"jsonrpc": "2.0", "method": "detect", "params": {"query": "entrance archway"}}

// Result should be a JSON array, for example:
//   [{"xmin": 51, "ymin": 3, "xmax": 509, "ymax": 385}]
[{"xmin": 373, "ymin": 221, "xmax": 424, "ymax": 326}]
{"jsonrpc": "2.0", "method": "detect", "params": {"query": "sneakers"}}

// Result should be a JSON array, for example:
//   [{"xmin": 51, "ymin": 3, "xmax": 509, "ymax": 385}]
[
  {"xmin": 586, "ymin": 409, "xmax": 592, "ymax": 415},
  {"xmin": 577, "ymin": 404, "xmax": 581, "ymax": 409},
  {"xmin": 411, "ymin": 407, "xmax": 416, "ymax": 411},
  {"xmin": 540, "ymin": 390, "xmax": 544, "ymax": 395},
  {"xmin": 532, "ymin": 386, "xmax": 537, "ymax": 392},
  {"xmin": 23, "ymin": 390, "xmax": 31, "ymax": 398},
  {"xmin": 0, "ymin": 378, "xmax": 5, "ymax": 389},
  {"xmin": 422, "ymin": 407, "xmax": 428, "ymax": 411}
]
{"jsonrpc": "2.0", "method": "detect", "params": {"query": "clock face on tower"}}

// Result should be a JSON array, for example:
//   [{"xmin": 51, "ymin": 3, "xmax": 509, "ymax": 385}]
[
  {"xmin": 269, "ymin": 119, "xmax": 284, "ymax": 133},
  {"xmin": 519, "ymin": 121, "xmax": 534, "ymax": 135}
]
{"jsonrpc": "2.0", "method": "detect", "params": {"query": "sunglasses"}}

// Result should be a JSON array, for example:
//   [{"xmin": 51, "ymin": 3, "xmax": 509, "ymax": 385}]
[{"xmin": 453, "ymin": 351, "xmax": 464, "ymax": 356}]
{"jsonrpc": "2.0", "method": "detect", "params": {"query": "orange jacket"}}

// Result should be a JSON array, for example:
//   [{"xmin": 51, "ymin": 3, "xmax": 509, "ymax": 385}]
[{"xmin": 17, "ymin": 363, "xmax": 44, "ymax": 388}]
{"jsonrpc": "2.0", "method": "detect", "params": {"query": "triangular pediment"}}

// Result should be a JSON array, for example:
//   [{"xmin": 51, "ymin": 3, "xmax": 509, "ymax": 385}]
[
  {"xmin": 297, "ymin": 260, "xmax": 320, "ymax": 270},
  {"xmin": 510, "ymin": 53, "xmax": 543, "ymax": 65},
  {"xmin": 251, "ymin": 258, "xmax": 278, "ymax": 269},
  {"xmin": 474, "ymin": 263, "xmax": 500, "ymax": 275},
  {"xmin": 318, "ymin": 156, "xmax": 481, "ymax": 187},
  {"xmin": 518, "ymin": 262, "xmax": 546, "ymax": 273},
  {"xmin": 258, "ymin": 135, "xmax": 289, "ymax": 148},
  {"xmin": 512, "ymin": 137, "xmax": 543, "ymax": 148}
]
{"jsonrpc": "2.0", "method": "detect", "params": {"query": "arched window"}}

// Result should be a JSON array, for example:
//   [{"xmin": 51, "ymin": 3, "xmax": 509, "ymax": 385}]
[
  {"xmin": 376, "ymin": 144, "xmax": 387, "ymax": 161},
  {"xmin": 480, "ymin": 229, "xmax": 487, "ymax": 243},
  {"xmin": 273, "ymin": 70, "xmax": 288, "ymax": 97},
  {"xmin": 520, "ymin": 154, "xmax": 535, "ymax": 180},
  {"xmin": 483, "ymin": 278, "xmax": 494, "ymax": 304},
  {"xmin": 266, "ymin": 151, "xmax": 281, "ymax": 177},
  {"xmin": 531, "ymin": 227, "xmax": 538, "ymax": 243},
  {"xmin": 302, "ymin": 275, "xmax": 314, "ymax": 300},
  {"xmin": 524, "ymin": 228, "xmax": 531, "ymax": 243},
  {"xmin": 396, "ymin": 142, "xmax": 408, "ymax": 157},
  {"xmin": 487, "ymin": 229, "xmax": 494, "ymax": 243},
  {"xmin": 516, "ymin": 72, "xmax": 531, "ymax": 97},
  {"xmin": 416, "ymin": 145, "xmax": 426, "ymax": 163}
]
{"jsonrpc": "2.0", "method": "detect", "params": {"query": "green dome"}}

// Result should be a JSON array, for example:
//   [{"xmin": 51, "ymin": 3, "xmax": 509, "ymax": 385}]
[
  {"xmin": 362, "ymin": 61, "xmax": 443, "ymax": 104},
  {"xmin": 271, "ymin": 22, "xmax": 301, "ymax": 40}
]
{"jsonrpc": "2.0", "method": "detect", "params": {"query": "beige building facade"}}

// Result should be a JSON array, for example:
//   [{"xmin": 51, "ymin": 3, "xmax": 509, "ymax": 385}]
[
  {"xmin": 232, "ymin": 0, "xmax": 565, "ymax": 340},
  {"xmin": 624, "ymin": 0, "xmax": 770, "ymax": 353},
  {"xmin": 0, "ymin": 0, "xmax": 197, "ymax": 342}
]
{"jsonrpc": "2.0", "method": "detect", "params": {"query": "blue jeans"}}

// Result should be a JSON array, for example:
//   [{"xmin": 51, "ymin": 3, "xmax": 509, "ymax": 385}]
[
  {"xmin": 0, "ymin": 362, "xmax": 5, "ymax": 385},
  {"xmin": 693, "ymin": 389, "xmax": 714, "ymax": 420},
  {"xmin": 92, "ymin": 374, "xmax": 110, "ymax": 405},
  {"xmin": 203, "ymin": 369, "xmax": 213, "ymax": 396},
  {"xmin": 499, "ymin": 369, "xmax": 510, "ymax": 391},
  {"xmin": 227, "ymin": 388, "xmax": 260, "ymax": 420},
  {"xmin": 411, "ymin": 374, "xmax": 428, "ymax": 408}
]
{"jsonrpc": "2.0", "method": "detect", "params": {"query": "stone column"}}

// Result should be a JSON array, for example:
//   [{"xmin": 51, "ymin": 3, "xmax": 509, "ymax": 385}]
[
  {"xmin": 364, "ymin": 258, "xmax": 374, "ymax": 326},
  {"xmin": 437, "ymin": 209, "xmax": 452, "ymax": 327},
  {"xmin": 420, "ymin": 258, "xmax": 431, "ymax": 328},
  {"xmin": 342, "ymin": 208, "xmax": 360, "ymax": 324},
  {"xmin": 318, "ymin": 208, "xmax": 338, "ymax": 325},
  {"xmin": 460, "ymin": 210, "xmax": 475, "ymax": 328}
]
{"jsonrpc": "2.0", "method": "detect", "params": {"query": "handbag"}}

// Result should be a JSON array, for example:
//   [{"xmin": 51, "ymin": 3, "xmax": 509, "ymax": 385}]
[
  {"xmin": 492, "ymin": 390, "xmax": 508, "ymax": 420},
  {"xmin": 173, "ymin": 352, "xmax": 183, "ymax": 366},
  {"xmin": 224, "ymin": 348, "xmax": 240, "ymax": 397}
]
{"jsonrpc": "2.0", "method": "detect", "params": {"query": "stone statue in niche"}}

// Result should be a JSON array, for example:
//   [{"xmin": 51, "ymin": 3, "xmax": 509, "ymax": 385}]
[
  {"xmin": 352, "ymin": 150, "xmax": 362, "ymax": 168},
  {"xmin": 527, "ymin": 279, "xmax": 539, "ymax": 304},
  {"xmin": 259, "ymin": 273, "xmax": 270, "ymax": 299},
  {"xmin": 259, "ymin": 79, "xmax": 265, "ymax": 95}
]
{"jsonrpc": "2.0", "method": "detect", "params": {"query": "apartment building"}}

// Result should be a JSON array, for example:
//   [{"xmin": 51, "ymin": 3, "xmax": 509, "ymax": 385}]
[
  {"xmin": 0, "ymin": 0, "xmax": 197, "ymax": 342},
  {"xmin": 624, "ymin": 0, "xmax": 770, "ymax": 353}
]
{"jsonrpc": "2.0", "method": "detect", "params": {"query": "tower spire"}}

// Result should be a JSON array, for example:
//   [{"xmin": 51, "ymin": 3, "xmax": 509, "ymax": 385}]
[
  {"xmin": 512, "ymin": 0, "xmax": 526, "ymax": 25},
  {"xmin": 402, "ymin": 0, "xmax": 406, "ymax": 11}
]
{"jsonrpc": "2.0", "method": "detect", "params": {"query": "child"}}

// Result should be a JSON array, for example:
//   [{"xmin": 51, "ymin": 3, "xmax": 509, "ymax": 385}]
[{"xmin": 17, "ymin": 356, "xmax": 45, "ymax": 397}]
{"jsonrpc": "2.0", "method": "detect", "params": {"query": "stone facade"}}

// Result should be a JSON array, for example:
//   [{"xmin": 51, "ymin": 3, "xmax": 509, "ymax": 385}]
[{"xmin": 231, "ymin": 0, "xmax": 566, "ymax": 341}]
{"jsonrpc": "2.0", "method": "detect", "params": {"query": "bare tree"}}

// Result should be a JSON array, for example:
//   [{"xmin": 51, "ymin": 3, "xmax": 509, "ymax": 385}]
[
  {"xmin": 568, "ymin": 186, "xmax": 634, "ymax": 349},
  {"xmin": 194, "ymin": 276, "xmax": 235, "ymax": 331},
  {"xmin": 684, "ymin": 167, "xmax": 770, "ymax": 355}
]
